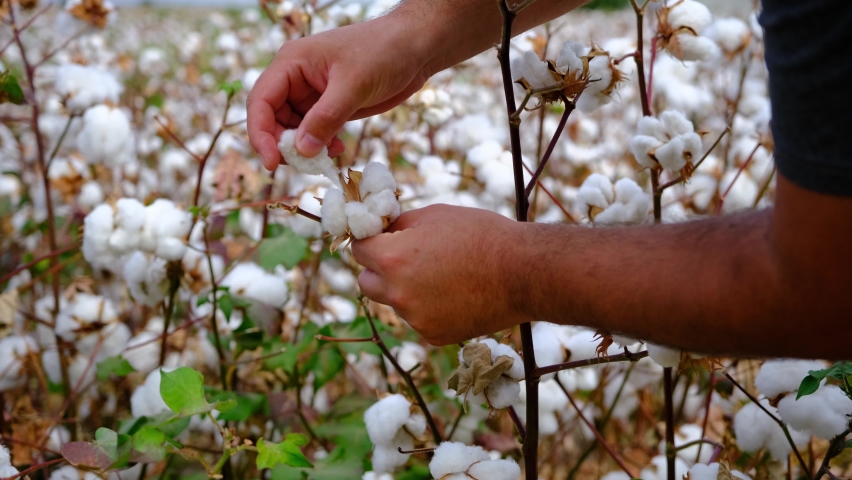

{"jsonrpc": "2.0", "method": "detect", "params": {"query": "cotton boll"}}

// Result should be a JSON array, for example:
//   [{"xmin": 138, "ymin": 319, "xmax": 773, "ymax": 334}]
[
  {"xmin": 734, "ymin": 399, "xmax": 809, "ymax": 460},
  {"xmin": 665, "ymin": 0, "xmax": 712, "ymax": 33},
  {"xmin": 77, "ymin": 105, "xmax": 134, "ymax": 167},
  {"xmin": 77, "ymin": 181, "xmax": 104, "ymax": 209},
  {"xmin": 777, "ymin": 386, "xmax": 852, "ymax": 439},
  {"xmin": 319, "ymin": 260, "xmax": 357, "ymax": 294},
  {"xmin": 220, "ymin": 262, "xmax": 287, "ymax": 307},
  {"xmin": 491, "ymin": 343, "xmax": 524, "ymax": 381},
  {"xmin": 577, "ymin": 173, "xmax": 615, "ymax": 210},
  {"xmin": 429, "ymin": 442, "xmax": 491, "ymax": 479},
  {"xmin": 345, "ymin": 201, "xmax": 384, "ymax": 239},
  {"xmin": 360, "ymin": 162, "xmax": 398, "ymax": 197},
  {"xmin": 655, "ymin": 136, "xmax": 687, "ymax": 171},
  {"xmin": 54, "ymin": 64, "xmax": 123, "ymax": 112},
  {"xmin": 663, "ymin": 424, "xmax": 713, "ymax": 465},
  {"xmin": 0, "ymin": 335, "xmax": 36, "ymax": 391},
  {"xmin": 321, "ymin": 295, "xmax": 357, "ymax": 323},
  {"xmin": 719, "ymin": 170, "xmax": 758, "ymax": 213},
  {"xmin": 754, "ymin": 359, "xmax": 827, "ymax": 398},
  {"xmin": 647, "ymin": 343, "xmax": 681, "ymax": 368},
  {"xmin": 675, "ymin": 34, "xmax": 720, "ymax": 62},
  {"xmin": 704, "ymin": 18, "xmax": 750, "ymax": 54},
  {"xmin": 371, "ymin": 442, "xmax": 411, "ymax": 474},
  {"xmin": 485, "ymin": 375, "xmax": 521, "ymax": 409},
  {"xmin": 278, "ymin": 130, "xmax": 339, "ymax": 184},
  {"xmin": 630, "ymin": 135, "xmax": 664, "ymax": 169},
  {"xmin": 466, "ymin": 140, "xmax": 503, "ymax": 169},
  {"xmin": 659, "ymin": 110, "xmax": 693, "ymax": 137},
  {"xmin": 321, "ymin": 188, "xmax": 348, "ymax": 236},
  {"xmin": 467, "ymin": 458, "xmax": 521, "ymax": 480},
  {"xmin": 123, "ymin": 252, "xmax": 169, "ymax": 306},
  {"xmin": 637, "ymin": 116, "xmax": 668, "ymax": 141},
  {"xmin": 640, "ymin": 454, "xmax": 690, "ymax": 480},
  {"xmin": 124, "ymin": 330, "xmax": 161, "ymax": 374},
  {"xmin": 363, "ymin": 394, "xmax": 414, "ymax": 446},
  {"xmin": 364, "ymin": 189, "xmax": 400, "ymax": 220},
  {"xmin": 390, "ymin": 341, "xmax": 426, "ymax": 372},
  {"xmin": 0, "ymin": 465, "xmax": 18, "ymax": 477},
  {"xmin": 511, "ymin": 50, "xmax": 555, "ymax": 90},
  {"xmin": 556, "ymin": 41, "xmax": 586, "ymax": 75},
  {"xmin": 561, "ymin": 330, "xmax": 598, "ymax": 361},
  {"xmin": 532, "ymin": 322, "xmax": 567, "ymax": 371}
]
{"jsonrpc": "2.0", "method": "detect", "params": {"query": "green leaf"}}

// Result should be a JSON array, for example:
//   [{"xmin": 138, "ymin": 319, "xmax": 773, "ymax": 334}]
[
  {"xmin": 208, "ymin": 390, "xmax": 267, "ymax": 422},
  {"xmin": 309, "ymin": 344, "xmax": 345, "ymax": 389},
  {"xmin": 256, "ymin": 436, "xmax": 313, "ymax": 470},
  {"xmin": 257, "ymin": 227, "xmax": 309, "ymax": 270},
  {"xmin": 131, "ymin": 426, "xmax": 167, "ymax": 463},
  {"xmin": 96, "ymin": 356, "xmax": 136, "ymax": 381},
  {"xmin": 796, "ymin": 375, "xmax": 821, "ymax": 399},
  {"xmin": 159, "ymin": 367, "xmax": 215, "ymax": 416},
  {"xmin": 219, "ymin": 79, "xmax": 243, "ymax": 96},
  {"xmin": 0, "ymin": 71, "xmax": 25, "ymax": 105},
  {"xmin": 396, "ymin": 464, "xmax": 432, "ymax": 480},
  {"xmin": 234, "ymin": 317, "xmax": 265, "ymax": 352}
]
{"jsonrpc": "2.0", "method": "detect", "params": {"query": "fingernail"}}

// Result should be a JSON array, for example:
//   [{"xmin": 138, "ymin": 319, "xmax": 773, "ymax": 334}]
[{"xmin": 298, "ymin": 132, "xmax": 323, "ymax": 156}]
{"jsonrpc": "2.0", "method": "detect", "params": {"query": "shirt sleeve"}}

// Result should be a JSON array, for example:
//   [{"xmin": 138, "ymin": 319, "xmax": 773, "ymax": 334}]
[{"xmin": 760, "ymin": 0, "xmax": 852, "ymax": 196}]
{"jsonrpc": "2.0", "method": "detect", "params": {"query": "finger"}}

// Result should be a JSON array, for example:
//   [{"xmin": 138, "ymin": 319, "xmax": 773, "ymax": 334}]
[
  {"xmin": 328, "ymin": 137, "xmax": 345, "ymax": 157},
  {"xmin": 274, "ymin": 104, "xmax": 302, "ymax": 129},
  {"xmin": 386, "ymin": 209, "xmax": 425, "ymax": 233},
  {"xmin": 247, "ymin": 70, "xmax": 291, "ymax": 170},
  {"xmin": 357, "ymin": 269, "xmax": 392, "ymax": 306},
  {"xmin": 296, "ymin": 76, "xmax": 361, "ymax": 157},
  {"xmin": 350, "ymin": 236, "xmax": 383, "ymax": 272}
]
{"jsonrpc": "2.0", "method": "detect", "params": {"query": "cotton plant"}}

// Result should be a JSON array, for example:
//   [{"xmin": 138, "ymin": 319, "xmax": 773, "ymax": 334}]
[
  {"xmin": 0, "ymin": 335, "xmax": 37, "ymax": 391},
  {"xmin": 428, "ymin": 442, "xmax": 520, "ymax": 480},
  {"xmin": 656, "ymin": 0, "xmax": 719, "ymax": 62},
  {"xmin": 733, "ymin": 398, "xmax": 809, "ymax": 460},
  {"xmin": 577, "ymin": 173, "xmax": 651, "ymax": 224},
  {"xmin": 630, "ymin": 110, "xmax": 703, "ymax": 177},
  {"xmin": 278, "ymin": 130, "xmax": 401, "ymax": 250},
  {"xmin": 448, "ymin": 339, "xmax": 525, "ymax": 410},
  {"xmin": 363, "ymin": 394, "xmax": 427, "ymax": 474},
  {"xmin": 53, "ymin": 63, "xmax": 123, "ymax": 113},
  {"xmin": 76, "ymin": 104, "xmax": 135, "ymax": 167}
]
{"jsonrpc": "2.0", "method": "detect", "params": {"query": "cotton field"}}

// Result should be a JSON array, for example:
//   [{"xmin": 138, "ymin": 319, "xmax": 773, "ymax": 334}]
[{"xmin": 0, "ymin": 0, "xmax": 849, "ymax": 479}]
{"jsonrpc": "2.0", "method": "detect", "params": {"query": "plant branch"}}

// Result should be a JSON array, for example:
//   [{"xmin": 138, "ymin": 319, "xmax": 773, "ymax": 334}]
[
  {"xmin": 716, "ymin": 142, "xmax": 761, "ymax": 214},
  {"xmin": 524, "ymin": 99, "xmax": 574, "ymax": 197},
  {"xmin": 507, "ymin": 405, "xmax": 526, "ymax": 439},
  {"xmin": 815, "ymin": 429, "xmax": 850, "ymax": 480},
  {"xmin": 557, "ymin": 377, "xmax": 637, "ymax": 478},
  {"xmin": 0, "ymin": 244, "xmax": 79, "ymax": 286},
  {"xmin": 535, "ymin": 350, "xmax": 648, "ymax": 378},
  {"xmin": 659, "ymin": 127, "xmax": 731, "ymax": 191},
  {"xmin": 267, "ymin": 201, "xmax": 322, "ymax": 223},
  {"xmin": 664, "ymin": 367, "xmax": 676, "ymax": 480},
  {"xmin": 203, "ymin": 224, "xmax": 228, "ymax": 389},
  {"xmin": 362, "ymin": 300, "xmax": 443, "ymax": 444},
  {"xmin": 46, "ymin": 114, "xmax": 77, "ymax": 170}
]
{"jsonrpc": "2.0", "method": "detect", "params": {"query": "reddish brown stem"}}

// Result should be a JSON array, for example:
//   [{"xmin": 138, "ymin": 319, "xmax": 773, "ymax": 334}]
[
  {"xmin": 0, "ymin": 243, "xmax": 79, "ymax": 286},
  {"xmin": 3, "ymin": 457, "xmax": 64, "ymax": 480},
  {"xmin": 534, "ymin": 350, "xmax": 648, "ymax": 378},
  {"xmin": 524, "ymin": 100, "xmax": 574, "ymax": 198},
  {"xmin": 716, "ymin": 142, "xmax": 761, "ymax": 214}
]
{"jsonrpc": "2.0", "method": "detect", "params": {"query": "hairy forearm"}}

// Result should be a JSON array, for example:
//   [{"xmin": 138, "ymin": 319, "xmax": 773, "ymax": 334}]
[
  {"xmin": 514, "ymin": 183, "xmax": 852, "ymax": 359},
  {"xmin": 388, "ymin": 0, "xmax": 587, "ymax": 75}
]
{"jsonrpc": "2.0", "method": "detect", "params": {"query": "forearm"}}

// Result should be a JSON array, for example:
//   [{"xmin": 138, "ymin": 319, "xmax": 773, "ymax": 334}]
[
  {"xmin": 388, "ymin": 0, "xmax": 587, "ymax": 76},
  {"xmin": 514, "ymin": 185, "xmax": 852, "ymax": 359}
]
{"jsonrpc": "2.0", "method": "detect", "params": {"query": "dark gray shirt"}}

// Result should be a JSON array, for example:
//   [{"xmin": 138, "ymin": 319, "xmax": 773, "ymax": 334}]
[{"xmin": 761, "ymin": 0, "xmax": 852, "ymax": 196}]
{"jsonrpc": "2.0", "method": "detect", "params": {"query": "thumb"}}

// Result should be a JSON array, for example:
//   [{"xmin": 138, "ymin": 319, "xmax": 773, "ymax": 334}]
[{"xmin": 296, "ymin": 78, "xmax": 360, "ymax": 157}]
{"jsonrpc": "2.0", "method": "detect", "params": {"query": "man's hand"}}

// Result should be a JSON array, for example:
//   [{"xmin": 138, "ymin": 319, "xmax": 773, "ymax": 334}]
[
  {"xmin": 352, "ymin": 205, "xmax": 533, "ymax": 345},
  {"xmin": 247, "ymin": 14, "xmax": 434, "ymax": 170}
]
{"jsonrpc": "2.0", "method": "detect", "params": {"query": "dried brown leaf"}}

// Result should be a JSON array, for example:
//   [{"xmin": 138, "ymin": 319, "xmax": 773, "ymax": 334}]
[
  {"xmin": 67, "ymin": 0, "xmax": 111, "ymax": 28},
  {"xmin": 448, "ymin": 343, "xmax": 514, "ymax": 400},
  {"xmin": 212, "ymin": 149, "xmax": 262, "ymax": 202}
]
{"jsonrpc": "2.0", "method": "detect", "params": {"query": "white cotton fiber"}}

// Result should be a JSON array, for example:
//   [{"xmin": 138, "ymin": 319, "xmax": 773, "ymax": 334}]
[
  {"xmin": 734, "ymin": 399, "xmax": 809, "ymax": 460},
  {"xmin": 278, "ymin": 129, "xmax": 339, "ymax": 184},
  {"xmin": 467, "ymin": 458, "xmax": 521, "ymax": 480},
  {"xmin": 511, "ymin": 50, "xmax": 555, "ymax": 90},
  {"xmin": 76, "ymin": 104, "xmax": 134, "ymax": 167},
  {"xmin": 556, "ymin": 41, "xmax": 586, "ymax": 76},
  {"xmin": 577, "ymin": 173, "xmax": 614, "ymax": 210},
  {"xmin": 485, "ymin": 375, "xmax": 521, "ymax": 409},
  {"xmin": 345, "ymin": 201, "xmax": 384, "ymax": 239},
  {"xmin": 364, "ymin": 189, "xmax": 401, "ymax": 219},
  {"xmin": 360, "ymin": 162, "xmax": 398, "ymax": 197},
  {"xmin": 689, "ymin": 463, "xmax": 750, "ymax": 480},
  {"xmin": 754, "ymin": 359, "xmax": 826, "ymax": 398},
  {"xmin": 647, "ymin": 343, "xmax": 681, "ymax": 368},
  {"xmin": 429, "ymin": 442, "xmax": 491, "ymax": 479},
  {"xmin": 777, "ymin": 385, "xmax": 852, "ymax": 439},
  {"xmin": 321, "ymin": 188, "xmax": 348, "ymax": 236},
  {"xmin": 364, "ymin": 394, "xmax": 413, "ymax": 446}
]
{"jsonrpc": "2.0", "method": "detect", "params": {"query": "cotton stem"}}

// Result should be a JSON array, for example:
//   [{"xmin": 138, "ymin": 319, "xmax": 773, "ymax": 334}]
[{"xmin": 534, "ymin": 350, "xmax": 648, "ymax": 378}]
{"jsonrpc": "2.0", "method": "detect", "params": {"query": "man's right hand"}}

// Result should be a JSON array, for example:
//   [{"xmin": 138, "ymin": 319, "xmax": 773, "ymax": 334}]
[{"xmin": 247, "ymin": 13, "xmax": 436, "ymax": 170}]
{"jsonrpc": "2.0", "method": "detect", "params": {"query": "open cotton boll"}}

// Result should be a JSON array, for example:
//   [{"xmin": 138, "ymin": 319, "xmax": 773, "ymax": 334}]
[
  {"xmin": 345, "ymin": 201, "xmax": 384, "ymax": 239},
  {"xmin": 467, "ymin": 458, "xmax": 521, "ymax": 480},
  {"xmin": 577, "ymin": 173, "xmax": 614, "ymax": 210},
  {"xmin": 124, "ymin": 330, "xmax": 161, "ymax": 374},
  {"xmin": 0, "ymin": 335, "xmax": 36, "ymax": 391},
  {"xmin": 532, "ymin": 322, "xmax": 567, "ymax": 370},
  {"xmin": 662, "ymin": 424, "xmax": 713, "ymax": 465},
  {"xmin": 660, "ymin": 110, "xmax": 694, "ymax": 136},
  {"xmin": 77, "ymin": 181, "xmax": 104, "ymax": 209},
  {"xmin": 364, "ymin": 189, "xmax": 401, "ymax": 219},
  {"xmin": 511, "ymin": 50, "xmax": 556, "ymax": 90},
  {"xmin": 360, "ymin": 162, "xmax": 398, "ymax": 197},
  {"xmin": 371, "ymin": 441, "xmax": 412, "ymax": 474},
  {"xmin": 429, "ymin": 442, "xmax": 492, "ymax": 479},
  {"xmin": 689, "ymin": 463, "xmax": 751, "ymax": 480},
  {"xmin": 777, "ymin": 386, "xmax": 852, "ymax": 439},
  {"xmin": 676, "ymin": 35, "xmax": 720, "ymax": 62},
  {"xmin": 123, "ymin": 252, "xmax": 169, "ymax": 307},
  {"xmin": 278, "ymin": 130, "xmax": 339, "ymax": 185},
  {"xmin": 630, "ymin": 135, "xmax": 664, "ymax": 169},
  {"xmin": 561, "ymin": 330, "xmax": 598, "ymax": 361},
  {"xmin": 556, "ymin": 41, "xmax": 587, "ymax": 75},
  {"xmin": 754, "ymin": 359, "xmax": 826, "ymax": 398},
  {"xmin": 77, "ymin": 105, "xmax": 134, "ymax": 167},
  {"xmin": 704, "ymin": 18, "xmax": 750, "ymax": 54},
  {"xmin": 363, "ymin": 394, "xmax": 416, "ymax": 446},
  {"xmin": 321, "ymin": 295, "xmax": 358, "ymax": 323},
  {"xmin": 390, "ymin": 341, "xmax": 427, "ymax": 373},
  {"xmin": 484, "ymin": 375, "xmax": 521, "ymax": 409},
  {"xmin": 54, "ymin": 64, "xmax": 123, "ymax": 112},
  {"xmin": 0, "ymin": 466, "xmax": 18, "ymax": 478},
  {"xmin": 665, "ymin": 0, "xmax": 712, "ymax": 32},
  {"xmin": 719, "ymin": 170, "xmax": 759, "ymax": 213},
  {"xmin": 466, "ymin": 140, "xmax": 503, "ymax": 169},
  {"xmin": 220, "ymin": 262, "xmax": 288, "ymax": 307},
  {"xmin": 576, "ymin": 56, "xmax": 616, "ymax": 113},
  {"xmin": 320, "ymin": 188, "xmax": 348, "ymax": 236},
  {"xmin": 640, "ymin": 455, "xmax": 690, "ymax": 480},
  {"xmin": 491, "ymin": 343, "xmax": 525, "ymax": 381},
  {"xmin": 734, "ymin": 399, "xmax": 809, "ymax": 460}
]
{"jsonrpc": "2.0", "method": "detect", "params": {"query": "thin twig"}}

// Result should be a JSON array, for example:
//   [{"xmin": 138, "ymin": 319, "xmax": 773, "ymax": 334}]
[
  {"xmin": 4, "ymin": 457, "xmax": 64, "ymax": 480},
  {"xmin": 664, "ymin": 367, "xmax": 676, "ymax": 480},
  {"xmin": 716, "ymin": 142, "xmax": 761, "ymax": 214},
  {"xmin": 46, "ymin": 114, "xmax": 77, "ymax": 170},
  {"xmin": 203, "ymin": 223, "xmax": 228, "ymax": 389},
  {"xmin": 524, "ymin": 99, "xmax": 574, "ymax": 197},
  {"xmin": 659, "ymin": 127, "xmax": 731, "ymax": 191},
  {"xmin": 508, "ymin": 405, "xmax": 526, "ymax": 439},
  {"xmin": 534, "ymin": 350, "xmax": 648, "ymax": 378},
  {"xmin": 267, "ymin": 201, "xmax": 322, "ymax": 223},
  {"xmin": 815, "ymin": 429, "xmax": 850, "ymax": 480}
]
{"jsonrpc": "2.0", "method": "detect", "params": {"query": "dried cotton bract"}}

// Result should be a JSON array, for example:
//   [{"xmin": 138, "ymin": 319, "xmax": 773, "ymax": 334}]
[
  {"xmin": 363, "ymin": 394, "xmax": 427, "ymax": 474},
  {"xmin": 428, "ymin": 442, "xmax": 520, "ymax": 480},
  {"xmin": 630, "ymin": 110, "xmax": 702, "ymax": 176},
  {"xmin": 448, "ymin": 339, "xmax": 524, "ymax": 410}
]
